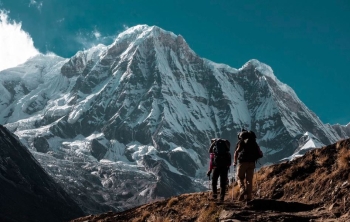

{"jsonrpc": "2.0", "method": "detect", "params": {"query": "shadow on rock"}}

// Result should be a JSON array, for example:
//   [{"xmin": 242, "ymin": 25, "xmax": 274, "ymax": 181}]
[{"xmin": 247, "ymin": 199, "xmax": 319, "ymax": 212}]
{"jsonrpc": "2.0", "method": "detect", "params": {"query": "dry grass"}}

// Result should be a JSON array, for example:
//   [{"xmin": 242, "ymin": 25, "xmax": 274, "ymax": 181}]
[
  {"xmin": 197, "ymin": 202, "xmax": 220, "ymax": 222},
  {"xmin": 253, "ymin": 138, "xmax": 350, "ymax": 215},
  {"xmin": 146, "ymin": 214, "xmax": 171, "ymax": 222},
  {"xmin": 166, "ymin": 197, "xmax": 179, "ymax": 208},
  {"xmin": 337, "ymin": 147, "xmax": 350, "ymax": 169},
  {"xmin": 316, "ymin": 155, "xmax": 329, "ymax": 167},
  {"xmin": 72, "ymin": 139, "xmax": 350, "ymax": 222},
  {"xmin": 258, "ymin": 166, "xmax": 275, "ymax": 180},
  {"xmin": 227, "ymin": 172, "xmax": 265, "ymax": 200},
  {"xmin": 119, "ymin": 192, "xmax": 226, "ymax": 222},
  {"xmin": 228, "ymin": 183, "xmax": 240, "ymax": 200},
  {"xmin": 130, "ymin": 211, "xmax": 150, "ymax": 222}
]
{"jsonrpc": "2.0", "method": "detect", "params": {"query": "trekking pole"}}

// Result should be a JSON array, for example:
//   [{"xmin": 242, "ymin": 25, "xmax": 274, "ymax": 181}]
[
  {"xmin": 226, "ymin": 167, "xmax": 230, "ymax": 192},
  {"xmin": 208, "ymin": 174, "xmax": 211, "ymax": 199},
  {"xmin": 231, "ymin": 165, "xmax": 236, "ymax": 201},
  {"xmin": 255, "ymin": 168, "xmax": 261, "ymax": 198},
  {"xmin": 208, "ymin": 174, "xmax": 211, "ymax": 190}
]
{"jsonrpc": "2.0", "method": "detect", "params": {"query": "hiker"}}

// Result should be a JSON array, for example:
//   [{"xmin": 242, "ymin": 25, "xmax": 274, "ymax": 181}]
[
  {"xmin": 233, "ymin": 130, "xmax": 263, "ymax": 201},
  {"xmin": 235, "ymin": 129, "xmax": 248, "ymax": 150},
  {"xmin": 207, "ymin": 138, "xmax": 231, "ymax": 201}
]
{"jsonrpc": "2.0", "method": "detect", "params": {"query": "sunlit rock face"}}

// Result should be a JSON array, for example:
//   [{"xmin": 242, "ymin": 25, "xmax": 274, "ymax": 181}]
[{"xmin": 0, "ymin": 25, "xmax": 346, "ymax": 214}]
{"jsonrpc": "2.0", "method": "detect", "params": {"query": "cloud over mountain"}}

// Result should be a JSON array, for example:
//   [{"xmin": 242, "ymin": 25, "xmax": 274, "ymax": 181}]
[{"xmin": 0, "ymin": 10, "xmax": 39, "ymax": 71}]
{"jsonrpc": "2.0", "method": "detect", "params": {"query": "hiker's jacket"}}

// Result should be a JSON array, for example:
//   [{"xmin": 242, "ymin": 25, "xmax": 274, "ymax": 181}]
[{"xmin": 234, "ymin": 139, "xmax": 260, "ymax": 164}]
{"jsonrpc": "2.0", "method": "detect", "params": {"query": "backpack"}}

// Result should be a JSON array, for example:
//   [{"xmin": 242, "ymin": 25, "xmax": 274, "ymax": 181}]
[
  {"xmin": 237, "ymin": 131, "xmax": 263, "ymax": 162},
  {"xmin": 212, "ymin": 138, "xmax": 231, "ymax": 168},
  {"xmin": 238, "ymin": 130, "xmax": 255, "ymax": 140}
]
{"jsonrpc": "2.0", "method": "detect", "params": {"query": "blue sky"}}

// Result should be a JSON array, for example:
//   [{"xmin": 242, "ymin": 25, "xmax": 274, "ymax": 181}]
[{"xmin": 0, "ymin": 0, "xmax": 349, "ymax": 125}]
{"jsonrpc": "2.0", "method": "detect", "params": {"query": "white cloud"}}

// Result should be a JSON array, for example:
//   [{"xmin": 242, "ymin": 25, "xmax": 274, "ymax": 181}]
[
  {"xmin": 57, "ymin": 18, "xmax": 65, "ymax": 23},
  {"xmin": 29, "ymin": 0, "xmax": 36, "ymax": 6},
  {"xmin": 0, "ymin": 10, "xmax": 39, "ymax": 72},
  {"xmin": 93, "ymin": 30, "xmax": 101, "ymax": 39},
  {"xmin": 75, "ymin": 30, "xmax": 95, "ymax": 50},
  {"xmin": 75, "ymin": 29, "xmax": 115, "ymax": 50},
  {"xmin": 29, "ymin": 0, "xmax": 43, "ymax": 11}
]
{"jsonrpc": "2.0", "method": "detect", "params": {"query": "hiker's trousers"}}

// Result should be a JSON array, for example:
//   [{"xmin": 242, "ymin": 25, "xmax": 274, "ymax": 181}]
[
  {"xmin": 237, "ymin": 162, "xmax": 255, "ymax": 199},
  {"xmin": 212, "ymin": 167, "xmax": 229, "ymax": 199}
]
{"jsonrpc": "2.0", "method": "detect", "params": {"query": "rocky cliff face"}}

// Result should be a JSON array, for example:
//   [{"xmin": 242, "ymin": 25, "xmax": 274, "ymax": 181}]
[
  {"xmin": 331, "ymin": 123, "xmax": 350, "ymax": 140},
  {"xmin": 0, "ymin": 25, "xmax": 348, "ymax": 214},
  {"xmin": 0, "ymin": 125, "xmax": 84, "ymax": 221}
]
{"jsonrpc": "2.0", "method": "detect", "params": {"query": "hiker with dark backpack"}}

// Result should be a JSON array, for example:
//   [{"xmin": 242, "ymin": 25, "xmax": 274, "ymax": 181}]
[
  {"xmin": 207, "ymin": 138, "xmax": 231, "ymax": 202},
  {"xmin": 233, "ymin": 130, "xmax": 263, "ymax": 201}
]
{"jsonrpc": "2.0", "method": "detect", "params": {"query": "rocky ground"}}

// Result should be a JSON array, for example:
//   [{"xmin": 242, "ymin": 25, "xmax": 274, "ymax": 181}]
[
  {"xmin": 70, "ymin": 192, "xmax": 348, "ymax": 222},
  {"xmin": 71, "ymin": 139, "xmax": 350, "ymax": 222}
]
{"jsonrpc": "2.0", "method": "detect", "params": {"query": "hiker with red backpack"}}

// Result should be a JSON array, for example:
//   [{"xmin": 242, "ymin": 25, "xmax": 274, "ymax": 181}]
[
  {"xmin": 233, "ymin": 129, "xmax": 263, "ymax": 201},
  {"xmin": 207, "ymin": 138, "xmax": 231, "ymax": 202}
]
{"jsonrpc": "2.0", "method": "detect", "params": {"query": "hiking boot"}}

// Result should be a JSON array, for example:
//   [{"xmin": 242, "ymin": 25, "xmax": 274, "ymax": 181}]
[{"xmin": 212, "ymin": 194, "xmax": 217, "ymax": 200}]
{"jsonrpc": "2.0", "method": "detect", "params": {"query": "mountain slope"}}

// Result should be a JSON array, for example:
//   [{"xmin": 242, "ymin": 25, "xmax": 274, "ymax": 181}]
[
  {"xmin": 331, "ymin": 123, "xmax": 350, "ymax": 140},
  {"xmin": 255, "ymin": 138, "xmax": 350, "ymax": 219},
  {"xmin": 281, "ymin": 131, "xmax": 326, "ymax": 161},
  {"xmin": 70, "ymin": 138, "xmax": 350, "ymax": 222},
  {"xmin": 0, "ymin": 125, "xmax": 84, "ymax": 222},
  {"xmin": 0, "ymin": 25, "xmax": 348, "ymax": 213}
]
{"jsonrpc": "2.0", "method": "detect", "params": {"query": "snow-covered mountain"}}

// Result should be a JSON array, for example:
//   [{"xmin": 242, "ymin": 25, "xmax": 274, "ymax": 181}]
[
  {"xmin": 281, "ymin": 131, "xmax": 326, "ymax": 161},
  {"xmin": 0, "ymin": 25, "xmax": 348, "ymax": 213},
  {"xmin": 331, "ymin": 123, "xmax": 350, "ymax": 140}
]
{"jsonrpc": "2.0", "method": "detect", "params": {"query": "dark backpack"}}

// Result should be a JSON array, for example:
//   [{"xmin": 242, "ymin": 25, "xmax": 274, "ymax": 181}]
[
  {"xmin": 239, "ymin": 130, "xmax": 256, "ymax": 140},
  {"xmin": 212, "ymin": 139, "xmax": 231, "ymax": 168},
  {"xmin": 237, "ymin": 131, "xmax": 263, "ymax": 162}
]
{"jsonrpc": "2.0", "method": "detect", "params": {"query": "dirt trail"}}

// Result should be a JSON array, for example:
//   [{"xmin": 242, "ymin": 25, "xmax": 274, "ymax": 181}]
[{"xmin": 71, "ymin": 191, "xmax": 348, "ymax": 222}]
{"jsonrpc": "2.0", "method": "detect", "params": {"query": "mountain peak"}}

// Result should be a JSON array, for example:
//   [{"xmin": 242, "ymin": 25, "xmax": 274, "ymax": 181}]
[
  {"xmin": 114, "ymin": 25, "xmax": 179, "ymax": 44},
  {"xmin": 240, "ymin": 59, "xmax": 276, "ymax": 80}
]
